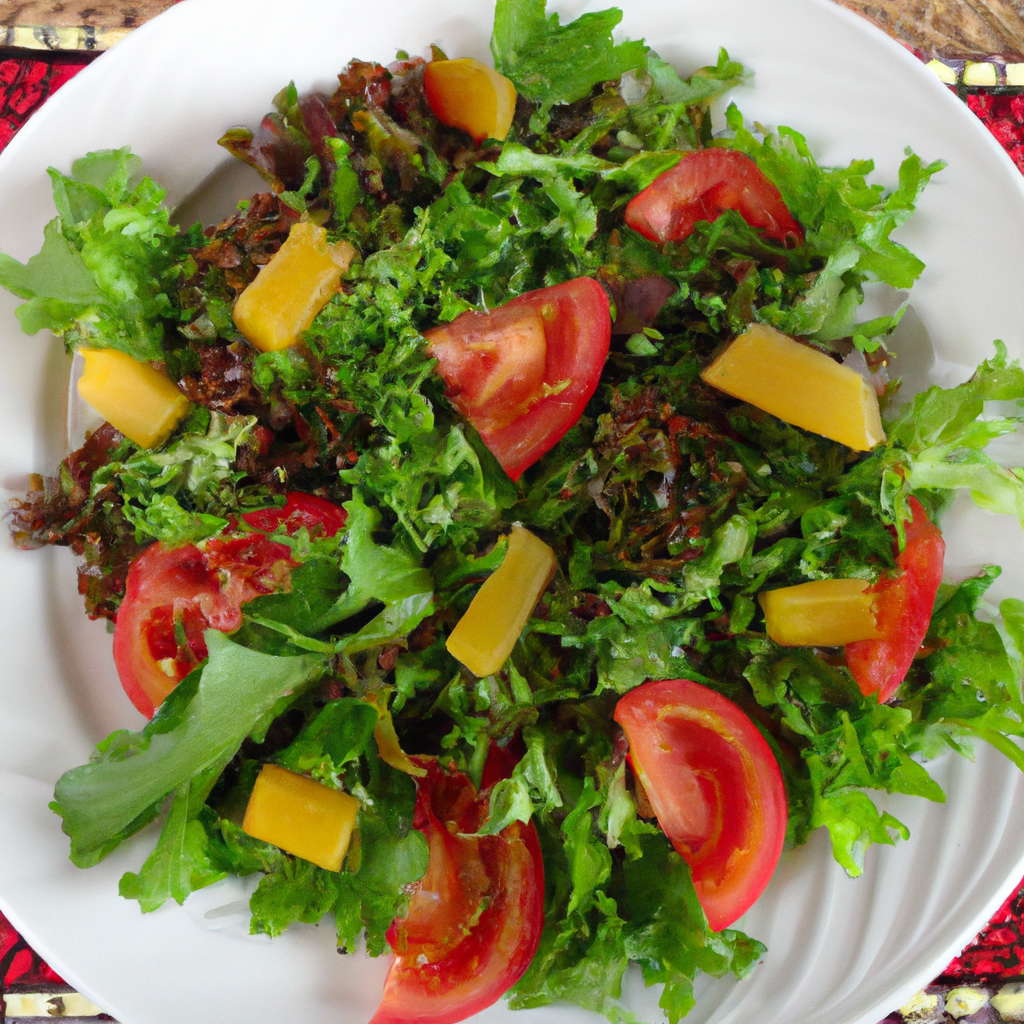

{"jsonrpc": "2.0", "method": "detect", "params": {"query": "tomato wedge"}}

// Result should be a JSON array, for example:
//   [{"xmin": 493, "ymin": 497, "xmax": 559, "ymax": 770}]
[
  {"xmin": 370, "ymin": 758, "xmax": 544, "ymax": 1024},
  {"xmin": 845, "ymin": 496, "xmax": 945, "ymax": 703},
  {"xmin": 614, "ymin": 678, "xmax": 787, "ymax": 932},
  {"xmin": 112, "ymin": 536, "xmax": 294, "ymax": 717},
  {"xmin": 424, "ymin": 277, "xmax": 611, "ymax": 481},
  {"xmin": 624, "ymin": 148, "xmax": 804, "ymax": 247},
  {"xmin": 113, "ymin": 493, "xmax": 347, "ymax": 718}
]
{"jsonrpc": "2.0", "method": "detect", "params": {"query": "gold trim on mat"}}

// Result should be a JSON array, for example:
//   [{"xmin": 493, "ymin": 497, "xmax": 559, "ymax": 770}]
[
  {"xmin": 2, "ymin": 990, "xmax": 104, "ymax": 1017},
  {"xmin": 2, "ymin": 24, "xmax": 131, "ymax": 51}
]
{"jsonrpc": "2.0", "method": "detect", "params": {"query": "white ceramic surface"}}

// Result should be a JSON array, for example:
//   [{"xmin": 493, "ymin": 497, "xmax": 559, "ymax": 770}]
[{"xmin": 2, "ymin": 1, "xmax": 1024, "ymax": 1023}]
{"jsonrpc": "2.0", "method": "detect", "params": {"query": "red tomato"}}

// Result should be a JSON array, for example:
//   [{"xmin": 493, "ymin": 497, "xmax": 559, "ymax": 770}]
[
  {"xmin": 113, "ymin": 493, "xmax": 346, "ymax": 718},
  {"xmin": 242, "ymin": 491, "xmax": 348, "ymax": 537},
  {"xmin": 845, "ymin": 496, "xmax": 945, "ymax": 703},
  {"xmin": 370, "ymin": 758, "xmax": 544, "ymax": 1024},
  {"xmin": 478, "ymin": 735, "xmax": 527, "ymax": 792},
  {"xmin": 112, "ymin": 536, "xmax": 294, "ymax": 718},
  {"xmin": 614, "ymin": 678, "xmax": 788, "ymax": 932},
  {"xmin": 624, "ymin": 148, "xmax": 804, "ymax": 248},
  {"xmin": 424, "ymin": 277, "xmax": 611, "ymax": 481}
]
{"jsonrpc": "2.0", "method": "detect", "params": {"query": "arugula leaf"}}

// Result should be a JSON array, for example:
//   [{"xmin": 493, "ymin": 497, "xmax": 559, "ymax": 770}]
[
  {"xmin": 511, "ymin": 774, "xmax": 763, "ymax": 1024},
  {"xmin": 51, "ymin": 632, "xmax": 327, "ymax": 866},
  {"xmin": 479, "ymin": 724, "xmax": 565, "ymax": 835},
  {"xmin": 118, "ymin": 765, "xmax": 226, "ymax": 912}
]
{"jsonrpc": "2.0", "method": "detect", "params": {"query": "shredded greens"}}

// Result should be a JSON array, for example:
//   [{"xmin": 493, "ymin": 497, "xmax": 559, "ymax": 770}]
[{"xmin": 4, "ymin": 1, "xmax": 1024, "ymax": 1022}]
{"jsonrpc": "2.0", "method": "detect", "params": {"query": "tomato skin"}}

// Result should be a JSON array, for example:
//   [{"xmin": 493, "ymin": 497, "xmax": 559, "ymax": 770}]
[
  {"xmin": 425, "ymin": 277, "xmax": 611, "ymax": 481},
  {"xmin": 846, "ymin": 497, "xmax": 945, "ymax": 703},
  {"xmin": 113, "ymin": 493, "xmax": 346, "ymax": 718},
  {"xmin": 241, "ymin": 491, "xmax": 347, "ymax": 537},
  {"xmin": 614, "ymin": 678, "xmax": 788, "ymax": 932},
  {"xmin": 625, "ymin": 149, "xmax": 804, "ymax": 247},
  {"xmin": 370, "ymin": 758, "xmax": 544, "ymax": 1024}
]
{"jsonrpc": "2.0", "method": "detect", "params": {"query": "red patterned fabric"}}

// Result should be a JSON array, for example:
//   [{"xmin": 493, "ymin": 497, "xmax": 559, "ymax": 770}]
[
  {"xmin": 1, "ymin": 909, "xmax": 64, "ymax": 989},
  {"xmin": 938, "ymin": 872, "xmax": 1024, "ymax": 982},
  {"xmin": 968, "ymin": 92, "xmax": 1024, "ymax": 174},
  {"xmin": 0, "ymin": 57, "xmax": 91, "ymax": 151}
]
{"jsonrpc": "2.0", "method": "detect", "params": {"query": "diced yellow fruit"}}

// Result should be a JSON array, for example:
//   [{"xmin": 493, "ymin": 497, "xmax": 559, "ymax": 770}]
[
  {"xmin": 241, "ymin": 764, "xmax": 359, "ymax": 872},
  {"xmin": 424, "ymin": 58, "xmax": 517, "ymax": 143},
  {"xmin": 77, "ymin": 348, "xmax": 190, "ymax": 449},
  {"xmin": 232, "ymin": 221, "xmax": 356, "ymax": 353},
  {"xmin": 759, "ymin": 578, "xmax": 882, "ymax": 647},
  {"xmin": 446, "ymin": 524, "xmax": 557, "ymax": 677},
  {"xmin": 700, "ymin": 323, "xmax": 886, "ymax": 451}
]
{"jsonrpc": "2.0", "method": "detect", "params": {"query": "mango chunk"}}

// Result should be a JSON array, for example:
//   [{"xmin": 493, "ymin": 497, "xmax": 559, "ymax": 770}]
[
  {"xmin": 701, "ymin": 323, "xmax": 886, "ymax": 451},
  {"xmin": 77, "ymin": 347, "xmax": 190, "ymax": 449},
  {"xmin": 424, "ymin": 58, "xmax": 517, "ymax": 144},
  {"xmin": 759, "ymin": 578, "xmax": 882, "ymax": 647},
  {"xmin": 446, "ymin": 524, "xmax": 556, "ymax": 677},
  {"xmin": 232, "ymin": 221, "xmax": 356, "ymax": 353},
  {"xmin": 242, "ymin": 764, "xmax": 359, "ymax": 872}
]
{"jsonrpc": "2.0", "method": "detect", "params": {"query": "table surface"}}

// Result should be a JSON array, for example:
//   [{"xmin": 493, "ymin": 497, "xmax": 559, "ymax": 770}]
[{"xmin": 3, "ymin": 3, "xmax": 1024, "ymax": 1024}]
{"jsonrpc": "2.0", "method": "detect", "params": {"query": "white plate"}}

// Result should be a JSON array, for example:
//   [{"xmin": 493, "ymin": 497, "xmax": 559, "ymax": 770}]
[{"xmin": 2, "ymin": 1, "xmax": 1024, "ymax": 1023}]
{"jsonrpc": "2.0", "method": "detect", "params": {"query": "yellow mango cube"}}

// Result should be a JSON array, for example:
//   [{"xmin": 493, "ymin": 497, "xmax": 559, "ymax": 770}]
[
  {"xmin": 242, "ymin": 764, "xmax": 359, "ymax": 872},
  {"xmin": 759, "ymin": 578, "xmax": 882, "ymax": 647},
  {"xmin": 424, "ymin": 58, "xmax": 517, "ymax": 143},
  {"xmin": 232, "ymin": 221, "xmax": 356, "ymax": 352},
  {"xmin": 701, "ymin": 323, "xmax": 886, "ymax": 451},
  {"xmin": 446, "ymin": 524, "xmax": 557, "ymax": 677},
  {"xmin": 77, "ymin": 347, "xmax": 190, "ymax": 449}
]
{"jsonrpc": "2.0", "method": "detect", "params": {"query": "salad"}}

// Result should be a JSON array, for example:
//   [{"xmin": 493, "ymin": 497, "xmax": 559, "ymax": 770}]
[{"xmin": 3, "ymin": 1, "xmax": 1024, "ymax": 1023}]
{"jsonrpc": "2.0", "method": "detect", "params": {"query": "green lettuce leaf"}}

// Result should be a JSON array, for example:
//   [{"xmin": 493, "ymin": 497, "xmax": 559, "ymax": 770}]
[
  {"xmin": 91, "ymin": 410, "xmax": 258, "ymax": 545},
  {"xmin": 492, "ymin": 0, "xmax": 649, "ymax": 127},
  {"xmin": 0, "ymin": 147, "xmax": 193, "ymax": 359},
  {"xmin": 886, "ymin": 341, "xmax": 1024, "ymax": 525}
]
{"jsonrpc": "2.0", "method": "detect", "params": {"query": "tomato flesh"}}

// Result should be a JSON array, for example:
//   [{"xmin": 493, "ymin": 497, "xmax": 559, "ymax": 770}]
[
  {"xmin": 425, "ymin": 277, "xmax": 611, "ymax": 481},
  {"xmin": 113, "ymin": 493, "xmax": 347, "ymax": 718},
  {"xmin": 370, "ymin": 758, "xmax": 544, "ymax": 1024},
  {"xmin": 625, "ymin": 148, "xmax": 804, "ymax": 247},
  {"xmin": 845, "ymin": 497, "xmax": 945, "ymax": 703},
  {"xmin": 614, "ymin": 678, "xmax": 788, "ymax": 932}
]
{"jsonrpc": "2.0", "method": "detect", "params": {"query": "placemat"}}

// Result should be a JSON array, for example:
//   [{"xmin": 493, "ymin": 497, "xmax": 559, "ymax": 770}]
[{"xmin": 2, "ymin": 5, "xmax": 1024, "ymax": 1024}]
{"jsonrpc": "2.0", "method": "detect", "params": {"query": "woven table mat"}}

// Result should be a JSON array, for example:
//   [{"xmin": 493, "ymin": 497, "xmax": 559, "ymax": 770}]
[{"xmin": 3, "ymin": 4, "xmax": 1024, "ymax": 1024}]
